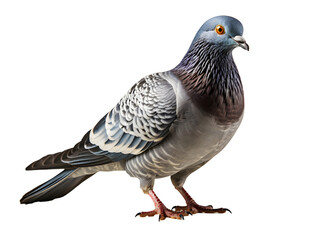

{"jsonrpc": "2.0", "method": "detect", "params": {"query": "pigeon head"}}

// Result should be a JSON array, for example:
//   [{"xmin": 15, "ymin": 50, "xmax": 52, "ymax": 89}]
[
  {"xmin": 191, "ymin": 15, "xmax": 249, "ymax": 51},
  {"xmin": 172, "ymin": 16, "xmax": 247, "ymax": 121}
]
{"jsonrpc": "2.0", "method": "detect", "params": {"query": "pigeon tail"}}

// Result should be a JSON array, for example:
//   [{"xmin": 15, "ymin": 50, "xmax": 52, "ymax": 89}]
[
  {"xmin": 26, "ymin": 131, "xmax": 113, "ymax": 170},
  {"xmin": 20, "ymin": 169, "xmax": 94, "ymax": 204}
]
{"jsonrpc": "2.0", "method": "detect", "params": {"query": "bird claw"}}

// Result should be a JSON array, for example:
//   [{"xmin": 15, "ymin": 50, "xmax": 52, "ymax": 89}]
[
  {"xmin": 225, "ymin": 208, "xmax": 232, "ymax": 214},
  {"xmin": 186, "ymin": 211, "xmax": 192, "ymax": 216},
  {"xmin": 171, "ymin": 206, "xmax": 192, "ymax": 216},
  {"xmin": 171, "ymin": 205, "xmax": 187, "ymax": 212}
]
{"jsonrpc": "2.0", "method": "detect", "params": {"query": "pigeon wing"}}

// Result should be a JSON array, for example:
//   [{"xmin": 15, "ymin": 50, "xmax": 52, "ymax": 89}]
[{"xmin": 61, "ymin": 74, "xmax": 177, "ymax": 167}]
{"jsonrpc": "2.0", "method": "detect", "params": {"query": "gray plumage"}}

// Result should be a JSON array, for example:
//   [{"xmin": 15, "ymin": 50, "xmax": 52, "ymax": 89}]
[{"xmin": 21, "ymin": 15, "xmax": 248, "ymax": 215}]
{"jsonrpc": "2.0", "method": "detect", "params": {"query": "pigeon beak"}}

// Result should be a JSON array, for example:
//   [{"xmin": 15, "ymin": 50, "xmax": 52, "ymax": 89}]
[{"xmin": 233, "ymin": 36, "xmax": 249, "ymax": 51}]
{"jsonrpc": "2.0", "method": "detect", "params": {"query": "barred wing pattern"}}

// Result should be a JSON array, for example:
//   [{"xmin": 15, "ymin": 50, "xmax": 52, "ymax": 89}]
[{"xmin": 63, "ymin": 74, "xmax": 177, "ymax": 167}]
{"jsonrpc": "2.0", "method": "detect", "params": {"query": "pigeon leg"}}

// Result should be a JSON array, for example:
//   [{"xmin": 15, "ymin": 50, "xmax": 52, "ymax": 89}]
[
  {"xmin": 172, "ymin": 187, "xmax": 231, "ymax": 214},
  {"xmin": 136, "ymin": 190, "xmax": 187, "ymax": 221}
]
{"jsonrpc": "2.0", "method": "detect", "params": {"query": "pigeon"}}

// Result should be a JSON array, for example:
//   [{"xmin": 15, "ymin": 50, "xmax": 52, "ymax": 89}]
[{"xmin": 20, "ymin": 15, "xmax": 249, "ymax": 221}]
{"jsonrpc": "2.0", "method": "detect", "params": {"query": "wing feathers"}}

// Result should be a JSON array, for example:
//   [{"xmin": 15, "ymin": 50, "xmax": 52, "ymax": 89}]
[
  {"xmin": 26, "ymin": 132, "xmax": 113, "ymax": 170},
  {"xmin": 89, "ymin": 74, "xmax": 176, "ymax": 160},
  {"xmin": 28, "ymin": 73, "xmax": 177, "ymax": 170}
]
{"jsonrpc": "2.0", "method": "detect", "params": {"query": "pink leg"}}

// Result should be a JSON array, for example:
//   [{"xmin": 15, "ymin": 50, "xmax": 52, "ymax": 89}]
[
  {"xmin": 173, "ymin": 187, "xmax": 231, "ymax": 214},
  {"xmin": 136, "ymin": 190, "xmax": 188, "ymax": 221}
]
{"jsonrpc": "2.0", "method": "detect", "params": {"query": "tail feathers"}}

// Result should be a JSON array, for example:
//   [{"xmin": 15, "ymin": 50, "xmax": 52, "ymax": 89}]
[
  {"xmin": 25, "ymin": 150, "xmax": 74, "ymax": 170},
  {"xmin": 20, "ymin": 169, "xmax": 94, "ymax": 204},
  {"xmin": 26, "ymin": 131, "xmax": 112, "ymax": 171}
]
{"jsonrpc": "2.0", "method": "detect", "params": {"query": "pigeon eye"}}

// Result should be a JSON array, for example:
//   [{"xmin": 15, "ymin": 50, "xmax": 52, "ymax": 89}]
[{"xmin": 215, "ymin": 25, "xmax": 225, "ymax": 35}]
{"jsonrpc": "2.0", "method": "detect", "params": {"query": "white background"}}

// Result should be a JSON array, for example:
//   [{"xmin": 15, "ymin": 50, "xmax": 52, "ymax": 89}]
[{"xmin": 1, "ymin": 0, "xmax": 318, "ymax": 239}]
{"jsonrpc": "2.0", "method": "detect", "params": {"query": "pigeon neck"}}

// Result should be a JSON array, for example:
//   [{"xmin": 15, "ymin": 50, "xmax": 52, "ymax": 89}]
[{"xmin": 172, "ymin": 39, "xmax": 244, "ymax": 124}]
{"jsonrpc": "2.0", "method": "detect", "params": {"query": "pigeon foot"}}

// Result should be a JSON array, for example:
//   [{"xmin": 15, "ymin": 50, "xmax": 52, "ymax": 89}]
[
  {"xmin": 173, "ymin": 187, "xmax": 231, "ymax": 214},
  {"xmin": 172, "ymin": 203, "xmax": 231, "ymax": 214},
  {"xmin": 135, "ymin": 206, "xmax": 187, "ymax": 221},
  {"xmin": 135, "ymin": 190, "xmax": 188, "ymax": 221}
]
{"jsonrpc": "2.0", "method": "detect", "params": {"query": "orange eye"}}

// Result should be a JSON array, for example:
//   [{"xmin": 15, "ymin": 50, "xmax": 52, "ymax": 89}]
[{"xmin": 215, "ymin": 25, "xmax": 225, "ymax": 35}]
